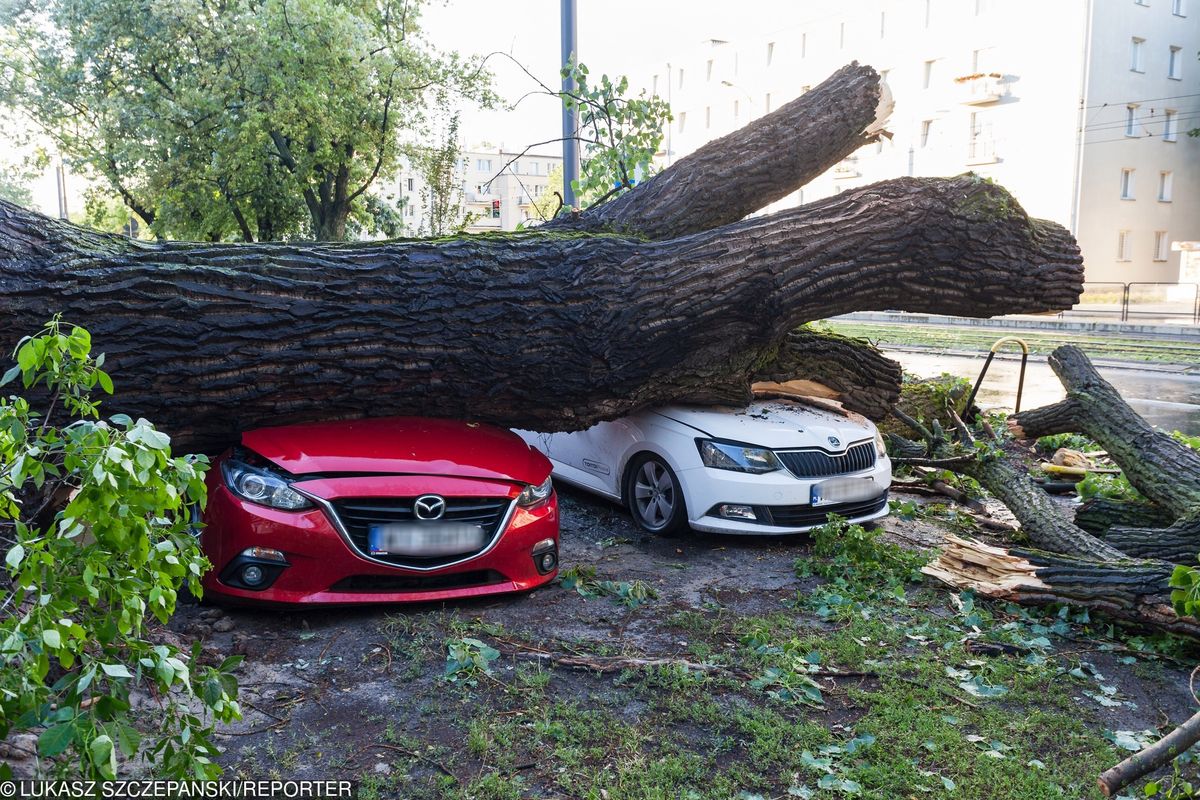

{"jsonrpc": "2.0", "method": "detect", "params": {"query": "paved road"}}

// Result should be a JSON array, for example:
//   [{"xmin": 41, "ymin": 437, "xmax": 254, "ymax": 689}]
[{"xmin": 891, "ymin": 349, "xmax": 1200, "ymax": 436}]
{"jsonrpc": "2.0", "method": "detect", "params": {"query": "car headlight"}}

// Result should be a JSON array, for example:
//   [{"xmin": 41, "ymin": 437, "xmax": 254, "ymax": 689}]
[
  {"xmin": 221, "ymin": 458, "xmax": 313, "ymax": 511},
  {"xmin": 874, "ymin": 429, "xmax": 888, "ymax": 457},
  {"xmin": 517, "ymin": 476, "xmax": 554, "ymax": 507},
  {"xmin": 696, "ymin": 439, "xmax": 782, "ymax": 474}
]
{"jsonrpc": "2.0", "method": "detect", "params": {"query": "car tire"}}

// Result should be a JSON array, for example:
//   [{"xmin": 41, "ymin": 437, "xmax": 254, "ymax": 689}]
[{"xmin": 624, "ymin": 453, "xmax": 689, "ymax": 536}]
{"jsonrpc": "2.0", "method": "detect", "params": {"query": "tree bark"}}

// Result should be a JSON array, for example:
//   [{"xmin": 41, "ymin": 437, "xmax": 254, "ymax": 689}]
[
  {"xmin": 1098, "ymin": 709, "xmax": 1200, "ymax": 797},
  {"xmin": 553, "ymin": 62, "xmax": 891, "ymax": 240},
  {"xmin": 0, "ymin": 173, "xmax": 1082, "ymax": 454},
  {"xmin": 1074, "ymin": 498, "xmax": 1175, "ymax": 535},
  {"xmin": 1010, "ymin": 346, "xmax": 1200, "ymax": 519},
  {"xmin": 750, "ymin": 329, "xmax": 902, "ymax": 421},
  {"xmin": 924, "ymin": 536, "xmax": 1200, "ymax": 639}
]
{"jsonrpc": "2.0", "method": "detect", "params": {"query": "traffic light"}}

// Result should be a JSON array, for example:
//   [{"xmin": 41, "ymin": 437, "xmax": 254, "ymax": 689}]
[{"xmin": 492, "ymin": 199, "xmax": 501, "ymax": 219}]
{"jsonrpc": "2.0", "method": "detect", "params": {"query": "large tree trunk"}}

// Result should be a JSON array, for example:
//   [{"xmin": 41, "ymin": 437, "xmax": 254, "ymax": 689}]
[{"xmin": 0, "ymin": 64, "xmax": 1084, "ymax": 455}]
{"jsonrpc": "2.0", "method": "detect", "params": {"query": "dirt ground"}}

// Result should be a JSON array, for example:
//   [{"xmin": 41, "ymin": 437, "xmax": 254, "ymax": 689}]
[{"xmin": 170, "ymin": 487, "xmax": 1200, "ymax": 800}]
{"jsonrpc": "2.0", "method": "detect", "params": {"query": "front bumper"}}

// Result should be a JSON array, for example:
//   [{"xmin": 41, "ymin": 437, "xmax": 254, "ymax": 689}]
[
  {"xmin": 678, "ymin": 455, "xmax": 892, "ymax": 535},
  {"xmin": 200, "ymin": 473, "xmax": 558, "ymax": 605}
]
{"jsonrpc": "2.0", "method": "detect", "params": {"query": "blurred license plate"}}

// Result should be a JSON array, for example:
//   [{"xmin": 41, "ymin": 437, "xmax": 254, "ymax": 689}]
[
  {"xmin": 368, "ymin": 523, "xmax": 486, "ymax": 556},
  {"xmin": 811, "ymin": 477, "xmax": 876, "ymax": 507}
]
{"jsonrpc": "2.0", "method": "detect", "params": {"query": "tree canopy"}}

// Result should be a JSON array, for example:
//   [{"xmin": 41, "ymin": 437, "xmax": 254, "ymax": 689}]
[{"xmin": 0, "ymin": 0, "xmax": 494, "ymax": 241}]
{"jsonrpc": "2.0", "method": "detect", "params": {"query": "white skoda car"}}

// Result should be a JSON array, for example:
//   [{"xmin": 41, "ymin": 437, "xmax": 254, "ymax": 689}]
[{"xmin": 514, "ymin": 399, "xmax": 892, "ymax": 536}]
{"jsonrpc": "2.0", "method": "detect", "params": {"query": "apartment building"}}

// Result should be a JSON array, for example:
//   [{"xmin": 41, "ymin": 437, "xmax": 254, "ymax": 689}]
[
  {"xmin": 395, "ymin": 147, "xmax": 562, "ymax": 235},
  {"xmin": 643, "ymin": 0, "xmax": 1200, "ymax": 284}
]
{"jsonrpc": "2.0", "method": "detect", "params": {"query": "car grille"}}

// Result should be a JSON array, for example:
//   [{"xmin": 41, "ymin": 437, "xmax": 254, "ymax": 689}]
[
  {"xmin": 761, "ymin": 493, "xmax": 889, "ymax": 528},
  {"xmin": 329, "ymin": 570, "xmax": 507, "ymax": 593},
  {"xmin": 329, "ymin": 496, "xmax": 512, "ymax": 569},
  {"xmin": 775, "ymin": 441, "xmax": 876, "ymax": 478}
]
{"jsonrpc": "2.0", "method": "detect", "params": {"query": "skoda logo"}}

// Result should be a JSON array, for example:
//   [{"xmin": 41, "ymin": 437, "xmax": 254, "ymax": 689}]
[
  {"xmin": 827, "ymin": 436, "xmax": 841, "ymax": 448},
  {"xmin": 413, "ymin": 495, "xmax": 446, "ymax": 521}
]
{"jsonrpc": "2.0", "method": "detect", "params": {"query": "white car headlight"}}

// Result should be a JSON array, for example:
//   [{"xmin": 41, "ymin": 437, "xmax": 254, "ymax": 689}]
[
  {"xmin": 874, "ymin": 429, "xmax": 888, "ymax": 457},
  {"xmin": 696, "ymin": 439, "xmax": 782, "ymax": 474},
  {"xmin": 222, "ymin": 457, "xmax": 313, "ymax": 511},
  {"xmin": 517, "ymin": 475, "xmax": 554, "ymax": 507}
]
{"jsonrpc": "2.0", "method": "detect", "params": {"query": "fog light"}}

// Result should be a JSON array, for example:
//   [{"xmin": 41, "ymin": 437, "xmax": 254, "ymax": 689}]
[
  {"xmin": 718, "ymin": 504, "xmax": 757, "ymax": 520},
  {"xmin": 241, "ymin": 564, "xmax": 265, "ymax": 586},
  {"xmin": 539, "ymin": 552, "xmax": 557, "ymax": 571},
  {"xmin": 241, "ymin": 547, "xmax": 286, "ymax": 562}
]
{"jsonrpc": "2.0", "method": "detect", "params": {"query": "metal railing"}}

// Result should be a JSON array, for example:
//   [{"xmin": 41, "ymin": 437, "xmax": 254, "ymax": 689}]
[{"xmin": 1060, "ymin": 282, "xmax": 1200, "ymax": 325}]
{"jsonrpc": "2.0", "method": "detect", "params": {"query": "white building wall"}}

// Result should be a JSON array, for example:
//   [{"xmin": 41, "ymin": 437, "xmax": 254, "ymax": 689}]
[
  {"xmin": 1076, "ymin": 0, "xmax": 1200, "ymax": 284},
  {"xmin": 641, "ymin": 0, "xmax": 1197, "ymax": 285}
]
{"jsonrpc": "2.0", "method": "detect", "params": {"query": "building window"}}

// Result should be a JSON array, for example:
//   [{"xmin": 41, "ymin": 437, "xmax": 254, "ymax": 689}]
[
  {"xmin": 1159, "ymin": 171, "xmax": 1174, "ymax": 201},
  {"xmin": 1120, "ymin": 168, "xmax": 1136, "ymax": 199},
  {"xmin": 920, "ymin": 119, "xmax": 933, "ymax": 147},
  {"xmin": 706, "ymin": 59, "xmax": 714, "ymax": 81},
  {"xmin": 1135, "ymin": 0, "xmax": 1149, "ymax": 5},
  {"xmin": 923, "ymin": 59, "xmax": 935, "ymax": 89},
  {"xmin": 766, "ymin": 43, "xmax": 774, "ymax": 66},
  {"xmin": 678, "ymin": 68, "xmax": 685, "ymax": 88},
  {"xmin": 1169, "ymin": 46, "xmax": 1183, "ymax": 78},
  {"xmin": 880, "ymin": 11, "xmax": 886, "ymax": 37},
  {"xmin": 652, "ymin": 74, "xmax": 658, "ymax": 95},
  {"xmin": 801, "ymin": 32, "xmax": 807, "ymax": 58},
  {"xmin": 765, "ymin": 93, "xmax": 772, "ymax": 113},
  {"xmin": 925, "ymin": 0, "xmax": 932, "ymax": 27},
  {"xmin": 1125, "ymin": 105, "xmax": 1140, "ymax": 136},
  {"xmin": 1154, "ymin": 231, "xmax": 1170, "ymax": 261},
  {"xmin": 1173, "ymin": 0, "xmax": 1186, "ymax": 15},
  {"xmin": 678, "ymin": 111, "xmax": 686, "ymax": 132},
  {"xmin": 705, "ymin": 106, "xmax": 711, "ymax": 129},
  {"xmin": 733, "ymin": 99, "xmax": 740, "ymax": 120},
  {"xmin": 476, "ymin": 159, "xmax": 492, "ymax": 171},
  {"xmin": 1117, "ymin": 230, "xmax": 1132, "ymax": 261},
  {"xmin": 407, "ymin": 178, "xmax": 414, "ymax": 191},
  {"xmin": 1130, "ymin": 37, "xmax": 1145, "ymax": 72},
  {"xmin": 1164, "ymin": 109, "xmax": 1178, "ymax": 141}
]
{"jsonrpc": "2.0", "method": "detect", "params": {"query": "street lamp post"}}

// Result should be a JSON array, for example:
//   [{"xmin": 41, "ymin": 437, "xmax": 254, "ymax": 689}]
[{"xmin": 560, "ymin": 0, "xmax": 580, "ymax": 210}]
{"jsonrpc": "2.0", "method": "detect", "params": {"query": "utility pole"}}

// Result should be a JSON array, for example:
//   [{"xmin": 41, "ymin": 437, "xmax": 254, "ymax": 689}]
[
  {"xmin": 560, "ymin": 0, "xmax": 580, "ymax": 210},
  {"xmin": 55, "ymin": 159, "xmax": 68, "ymax": 220}
]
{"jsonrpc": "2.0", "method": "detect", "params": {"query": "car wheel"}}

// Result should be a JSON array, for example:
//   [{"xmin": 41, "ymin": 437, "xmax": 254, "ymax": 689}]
[{"xmin": 624, "ymin": 453, "xmax": 688, "ymax": 536}]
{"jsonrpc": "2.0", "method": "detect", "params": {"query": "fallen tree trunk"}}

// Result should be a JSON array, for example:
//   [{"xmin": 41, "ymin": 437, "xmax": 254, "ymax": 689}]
[
  {"xmin": 553, "ymin": 62, "xmax": 891, "ymax": 239},
  {"xmin": 0, "ymin": 174, "xmax": 1081, "ymax": 454},
  {"xmin": 924, "ymin": 536, "xmax": 1200, "ymax": 639}
]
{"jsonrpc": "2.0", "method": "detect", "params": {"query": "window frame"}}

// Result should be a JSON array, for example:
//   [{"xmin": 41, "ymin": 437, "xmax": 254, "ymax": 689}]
[
  {"xmin": 1130, "ymin": 37, "xmax": 1146, "ymax": 72},
  {"xmin": 1120, "ymin": 168, "xmax": 1136, "ymax": 200}
]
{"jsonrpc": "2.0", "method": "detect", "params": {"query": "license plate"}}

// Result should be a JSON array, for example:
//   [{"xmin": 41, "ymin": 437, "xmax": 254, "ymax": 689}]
[
  {"xmin": 368, "ymin": 523, "xmax": 486, "ymax": 556},
  {"xmin": 811, "ymin": 477, "xmax": 877, "ymax": 507}
]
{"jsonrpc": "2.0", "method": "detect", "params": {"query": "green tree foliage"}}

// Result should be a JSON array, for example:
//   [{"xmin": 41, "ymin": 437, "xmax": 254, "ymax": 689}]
[
  {"xmin": 0, "ymin": 0, "xmax": 494, "ymax": 241},
  {"xmin": 411, "ymin": 113, "xmax": 477, "ymax": 236},
  {"xmin": 0, "ymin": 319, "xmax": 240, "ymax": 779},
  {"xmin": 561, "ymin": 60, "xmax": 672, "ymax": 209}
]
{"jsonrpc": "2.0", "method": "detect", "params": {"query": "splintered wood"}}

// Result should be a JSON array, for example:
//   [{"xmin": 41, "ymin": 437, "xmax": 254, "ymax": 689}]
[{"xmin": 921, "ymin": 535, "xmax": 1049, "ymax": 598}]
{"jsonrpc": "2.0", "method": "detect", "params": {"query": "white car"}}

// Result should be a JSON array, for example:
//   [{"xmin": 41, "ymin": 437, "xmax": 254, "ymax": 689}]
[{"xmin": 515, "ymin": 399, "xmax": 892, "ymax": 536}]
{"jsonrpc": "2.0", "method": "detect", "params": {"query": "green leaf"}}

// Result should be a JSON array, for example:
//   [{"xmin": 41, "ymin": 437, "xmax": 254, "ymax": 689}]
[
  {"xmin": 38, "ymin": 723, "xmax": 75, "ymax": 756},
  {"xmin": 0, "ymin": 365, "xmax": 19, "ymax": 386},
  {"xmin": 101, "ymin": 663, "xmax": 134, "ymax": 679},
  {"xmin": 42, "ymin": 629, "xmax": 62, "ymax": 649},
  {"xmin": 89, "ymin": 734, "xmax": 116, "ymax": 778},
  {"xmin": 5, "ymin": 543, "xmax": 25, "ymax": 570},
  {"xmin": 96, "ymin": 370, "xmax": 114, "ymax": 394}
]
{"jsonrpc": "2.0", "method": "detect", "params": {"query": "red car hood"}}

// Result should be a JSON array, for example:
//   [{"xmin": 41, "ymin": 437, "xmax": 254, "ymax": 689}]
[{"xmin": 240, "ymin": 417, "xmax": 550, "ymax": 485}]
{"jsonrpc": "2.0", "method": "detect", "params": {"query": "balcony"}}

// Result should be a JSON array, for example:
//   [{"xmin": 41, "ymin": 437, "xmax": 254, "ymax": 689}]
[
  {"xmin": 956, "ymin": 73, "xmax": 1006, "ymax": 105},
  {"xmin": 833, "ymin": 156, "xmax": 861, "ymax": 179}
]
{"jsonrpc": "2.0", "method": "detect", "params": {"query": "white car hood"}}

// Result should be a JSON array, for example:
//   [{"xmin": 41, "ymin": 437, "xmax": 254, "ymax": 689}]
[{"xmin": 652, "ymin": 400, "xmax": 876, "ymax": 451}]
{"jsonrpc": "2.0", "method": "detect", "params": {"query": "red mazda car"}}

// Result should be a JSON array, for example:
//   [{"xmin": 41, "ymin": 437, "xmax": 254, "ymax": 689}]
[{"xmin": 199, "ymin": 418, "xmax": 559, "ymax": 605}]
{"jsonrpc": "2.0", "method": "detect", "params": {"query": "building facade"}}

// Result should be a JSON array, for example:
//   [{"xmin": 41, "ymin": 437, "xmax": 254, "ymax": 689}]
[
  {"xmin": 394, "ymin": 146, "xmax": 561, "ymax": 235},
  {"xmin": 641, "ymin": 0, "xmax": 1199, "ymax": 285}
]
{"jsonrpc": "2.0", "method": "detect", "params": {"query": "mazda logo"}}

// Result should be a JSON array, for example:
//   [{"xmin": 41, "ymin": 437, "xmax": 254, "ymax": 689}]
[
  {"xmin": 827, "ymin": 436, "xmax": 841, "ymax": 448},
  {"xmin": 413, "ymin": 495, "xmax": 446, "ymax": 521}
]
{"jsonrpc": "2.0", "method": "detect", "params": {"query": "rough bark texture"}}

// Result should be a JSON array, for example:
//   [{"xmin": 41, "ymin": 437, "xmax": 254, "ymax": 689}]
[
  {"xmin": 924, "ymin": 537, "xmax": 1200, "ymax": 639},
  {"xmin": 1097, "ymin": 515, "xmax": 1200, "ymax": 566},
  {"xmin": 1098, "ymin": 710, "xmax": 1200, "ymax": 797},
  {"xmin": 750, "ymin": 329, "xmax": 902, "ymax": 421},
  {"xmin": 1074, "ymin": 498, "xmax": 1175, "ymax": 535},
  {"xmin": 1010, "ymin": 346, "xmax": 1200, "ymax": 519},
  {"xmin": 959, "ymin": 457, "xmax": 1126, "ymax": 560},
  {"xmin": 553, "ymin": 62, "xmax": 891, "ymax": 240},
  {"xmin": 0, "ymin": 173, "xmax": 1082, "ymax": 454}
]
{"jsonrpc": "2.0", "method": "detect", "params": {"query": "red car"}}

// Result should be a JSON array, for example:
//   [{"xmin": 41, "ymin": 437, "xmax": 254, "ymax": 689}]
[{"xmin": 199, "ymin": 418, "xmax": 559, "ymax": 605}]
